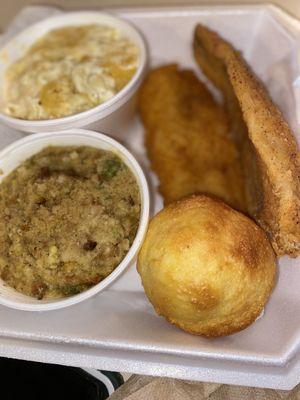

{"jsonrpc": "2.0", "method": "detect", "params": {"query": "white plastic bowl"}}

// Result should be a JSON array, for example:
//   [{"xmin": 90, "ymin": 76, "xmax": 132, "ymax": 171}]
[
  {"xmin": 0, "ymin": 12, "xmax": 147, "ymax": 138},
  {"xmin": 0, "ymin": 129, "xmax": 149, "ymax": 311}
]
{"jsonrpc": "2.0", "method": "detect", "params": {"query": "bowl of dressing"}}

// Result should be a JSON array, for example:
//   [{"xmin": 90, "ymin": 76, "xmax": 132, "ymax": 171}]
[{"xmin": 0, "ymin": 129, "xmax": 149, "ymax": 311}]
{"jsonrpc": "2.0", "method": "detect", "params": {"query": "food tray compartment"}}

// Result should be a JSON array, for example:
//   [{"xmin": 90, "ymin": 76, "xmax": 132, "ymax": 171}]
[{"xmin": 0, "ymin": 4, "xmax": 299, "ymax": 390}]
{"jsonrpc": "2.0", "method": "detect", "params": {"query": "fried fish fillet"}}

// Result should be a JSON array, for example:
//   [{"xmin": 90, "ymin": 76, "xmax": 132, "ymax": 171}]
[
  {"xmin": 193, "ymin": 24, "xmax": 300, "ymax": 257},
  {"xmin": 139, "ymin": 64, "xmax": 246, "ymax": 212}
]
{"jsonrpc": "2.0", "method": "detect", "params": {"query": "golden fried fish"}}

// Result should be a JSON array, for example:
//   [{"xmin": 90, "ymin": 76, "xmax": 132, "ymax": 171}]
[
  {"xmin": 139, "ymin": 64, "xmax": 246, "ymax": 212},
  {"xmin": 193, "ymin": 24, "xmax": 300, "ymax": 257}
]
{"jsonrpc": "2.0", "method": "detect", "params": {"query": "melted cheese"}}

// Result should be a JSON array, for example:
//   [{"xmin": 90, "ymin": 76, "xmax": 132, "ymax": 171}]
[{"xmin": 3, "ymin": 25, "xmax": 139, "ymax": 120}]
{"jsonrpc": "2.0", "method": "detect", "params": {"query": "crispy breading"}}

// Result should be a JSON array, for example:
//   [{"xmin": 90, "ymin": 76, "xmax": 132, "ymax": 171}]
[
  {"xmin": 137, "ymin": 195, "xmax": 276, "ymax": 337},
  {"xmin": 193, "ymin": 24, "xmax": 300, "ymax": 257},
  {"xmin": 138, "ymin": 64, "xmax": 246, "ymax": 211}
]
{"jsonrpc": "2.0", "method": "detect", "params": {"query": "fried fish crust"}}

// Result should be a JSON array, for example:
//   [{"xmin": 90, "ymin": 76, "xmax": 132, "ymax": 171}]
[
  {"xmin": 194, "ymin": 24, "xmax": 300, "ymax": 257},
  {"xmin": 138, "ymin": 64, "xmax": 246, "ymax": 212},
  {"xmin": 137, "ymin": 195, "xmax": 276, "ymax": 338}
]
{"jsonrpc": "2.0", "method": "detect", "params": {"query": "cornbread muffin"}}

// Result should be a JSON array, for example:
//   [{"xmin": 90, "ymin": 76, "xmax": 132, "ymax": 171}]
[
  {"xmin": 0, "ymin": 146, "xmax": 140, "ymax": 299},
  {"xmin": 4, "ymin": 25, "xmax": 139, "ymax": 120},
  {"xmin": 137, "ymin": 195, "xmax": 276, "ymax": 337}
]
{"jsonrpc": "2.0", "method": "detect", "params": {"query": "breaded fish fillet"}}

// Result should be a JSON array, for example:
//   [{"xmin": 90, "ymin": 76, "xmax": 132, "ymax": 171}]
[
  {"xmin": 194, "ymin": 24, "xmax": 300, "ymax": 257},
  {"xmin": 139, "ymin": 64, "xmax": 246, "ymax": 211}
]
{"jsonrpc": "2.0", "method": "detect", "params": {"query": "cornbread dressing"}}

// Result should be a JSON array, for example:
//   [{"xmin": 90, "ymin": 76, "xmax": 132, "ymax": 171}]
[
  {"xmin": 4, "ymin": 25, "xmax": 139, "ymax": 120},
  {"xmin": 0, "ymin": 146, "xmax": 140, "ymax": 299}
]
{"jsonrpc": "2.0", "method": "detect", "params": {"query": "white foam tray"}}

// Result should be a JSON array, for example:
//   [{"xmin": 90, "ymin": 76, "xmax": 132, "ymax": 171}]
[{"xmin": 0, "ymin": 4, "xmax": 299, "ymax": 390}]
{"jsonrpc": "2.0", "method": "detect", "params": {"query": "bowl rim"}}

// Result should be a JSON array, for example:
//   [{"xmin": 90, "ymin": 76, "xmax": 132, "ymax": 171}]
[
  {"xmin": 0, "ymin": 11, "xmax": 147, "ymax": 128},
  {"xmin": 0, "ymin": 129, "xmax": 150, "ymax": 311}
]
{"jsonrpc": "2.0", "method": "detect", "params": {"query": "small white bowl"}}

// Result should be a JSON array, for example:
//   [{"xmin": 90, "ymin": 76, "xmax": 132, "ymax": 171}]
[
  {"xmin": 0, "ymin": 129, "xmax": 149, "ymax": 311},
  {"xmin": 0, "ymin": 12, "xmax": 147, "ymax": 138}
]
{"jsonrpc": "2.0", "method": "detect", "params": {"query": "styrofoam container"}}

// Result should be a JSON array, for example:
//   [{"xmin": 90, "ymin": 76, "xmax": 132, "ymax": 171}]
[
  {"xmin": 0, "ymin": 129, "xmax": 149, "ymax": 311},
  {"xmin": 0, "ymin": 3, "xmax": 299, "ymax": 391},
  {"xmin": 0, "ymin": 12, "xmax": 147, "ymax": 138}
]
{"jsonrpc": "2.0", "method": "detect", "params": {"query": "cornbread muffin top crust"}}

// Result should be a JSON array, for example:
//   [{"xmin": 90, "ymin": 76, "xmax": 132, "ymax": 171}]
[{"xmin": 138, "ymin": 195, "xmax": 276, "ymax": 337}]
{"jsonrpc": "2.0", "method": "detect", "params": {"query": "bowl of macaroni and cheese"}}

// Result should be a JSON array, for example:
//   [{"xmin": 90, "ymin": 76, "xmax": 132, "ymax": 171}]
[{"xmin": 0, "ymin": 12, "xmax": 147, "ymax": 136}]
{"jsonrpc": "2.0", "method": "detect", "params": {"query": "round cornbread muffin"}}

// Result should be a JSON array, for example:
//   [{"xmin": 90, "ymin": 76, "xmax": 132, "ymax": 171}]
[{"xmin": 137, "ymin": 195, "xmax": 276, "ymax": 337}]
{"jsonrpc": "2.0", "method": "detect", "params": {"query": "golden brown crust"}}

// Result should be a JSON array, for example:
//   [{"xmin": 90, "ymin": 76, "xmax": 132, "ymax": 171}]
[
  {"xmin": 138, "ymin": 64, "xmax": 247, "ymax": 212},
  {"xmin": 137, "ymin": 195, "xmax": 276, "ymax": 338},
  {"xmin": 193, "ymin": 24, "xmax": 300, "ymax": 257}
]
